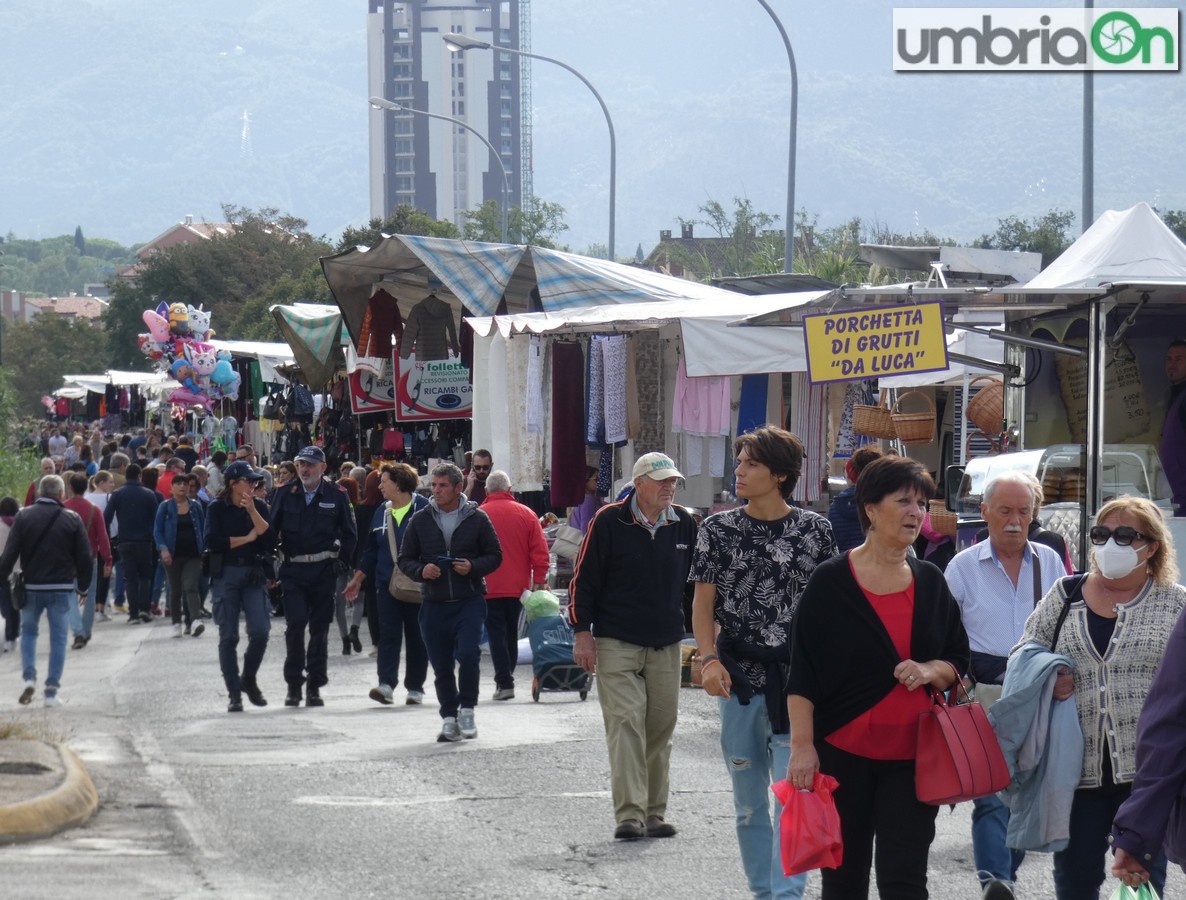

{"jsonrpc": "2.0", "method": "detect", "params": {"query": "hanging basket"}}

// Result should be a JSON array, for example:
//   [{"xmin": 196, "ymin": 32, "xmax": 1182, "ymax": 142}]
[
  {"xmin": 929, "ymin": 500, "xmax": 957, "ymax": 538},
  {"xmin": 965, "ymin": 430, "xmax": 1001, "ymax": 459},
  {"xmin": 891, "ymin": 391, "xmax": 936, "ymax": 445},
  {"xmin": 852, "ymin": 390, "xmax": 898, "ymax": 440},
  {"xmin": 965, "ymin": 376, "xmax": 1005, "ymax": 436}
]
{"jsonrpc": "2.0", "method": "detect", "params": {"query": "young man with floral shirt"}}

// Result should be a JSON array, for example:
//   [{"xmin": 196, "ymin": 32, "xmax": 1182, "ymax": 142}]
[{"xmin": 692, "ymin": 425, "xmax": 837, "ymax": 900}]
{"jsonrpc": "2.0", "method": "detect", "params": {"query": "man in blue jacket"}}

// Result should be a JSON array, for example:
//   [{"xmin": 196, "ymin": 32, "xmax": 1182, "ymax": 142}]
[
  {"xmin": 398, "ymin": 462, "xmax": 502, "ymax": 743},
  {"xmin": 104, "ymin": 463, "xmax": 162, "ymax": 624},
  {"xmin": 570, "ymin": 452, "xmax": 697, "ymax": 841}
]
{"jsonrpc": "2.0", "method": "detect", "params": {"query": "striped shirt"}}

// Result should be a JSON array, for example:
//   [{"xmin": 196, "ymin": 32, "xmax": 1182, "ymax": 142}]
[{"xmin": 945, "ymin": 539, "xmax": 1065, "ymax": 656}]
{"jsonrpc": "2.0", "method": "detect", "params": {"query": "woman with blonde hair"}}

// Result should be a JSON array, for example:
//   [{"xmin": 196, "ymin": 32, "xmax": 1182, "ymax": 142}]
[{"xmin": 1014, "ymin": 495, "xmax": 1185, "ymax": 899}]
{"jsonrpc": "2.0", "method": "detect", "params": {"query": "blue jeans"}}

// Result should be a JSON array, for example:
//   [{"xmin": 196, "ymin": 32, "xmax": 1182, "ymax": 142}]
[
  {"xmin": 70, "ymin": 558, "xmax": 98, "ymax": 640},
  {"xmin": 972, "ymin": 793, "xmax": 1025, "ymax": 886},
  {"xmin": 20, "ymin": 589, "xmax": 72, "ymax": 693},
  {"xmin": 719, "ymin": 695, "xmax": 806, "ymax": 900},
  {"xmin": 375, "ymin": 585, "xmax": 427, "ymax": 692},
  {"xmin": 1053, "ymin": 778, "xmax": 1168, "ymax": 900},
  {"xmin": 420, "ymin": 596, "xmax": 485, "ymax": 718},
  {"xmin": 212, "ymin": 565, "xmax": 271, "ymax": 695}
]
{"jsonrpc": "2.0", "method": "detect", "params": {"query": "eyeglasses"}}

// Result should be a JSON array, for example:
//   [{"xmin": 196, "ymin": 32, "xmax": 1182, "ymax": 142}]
[{"xmin": 1089, "ymin": 525, "xmax": 1150, "ymax": 546}]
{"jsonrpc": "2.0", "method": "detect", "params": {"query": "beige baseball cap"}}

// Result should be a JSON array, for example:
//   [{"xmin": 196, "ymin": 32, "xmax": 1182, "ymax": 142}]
[{"xmin": 631, "ymin": 452, "xmax": 684, "ymax": 481}]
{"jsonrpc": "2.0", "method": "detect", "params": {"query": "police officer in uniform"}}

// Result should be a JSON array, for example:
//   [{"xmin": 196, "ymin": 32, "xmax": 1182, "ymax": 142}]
[{"xmin": 270, "ymin": 445, "xmax": 357, "ymax": 707}]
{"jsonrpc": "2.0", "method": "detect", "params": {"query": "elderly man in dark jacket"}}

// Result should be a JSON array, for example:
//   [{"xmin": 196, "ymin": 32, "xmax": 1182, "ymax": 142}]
[
  {"xmin": 0, "ymin": 475, "xmax": 92, "ymax": 707},
  {"xmin": 398, "ymin": 462, "xmax": 501, "ymax": 743}
]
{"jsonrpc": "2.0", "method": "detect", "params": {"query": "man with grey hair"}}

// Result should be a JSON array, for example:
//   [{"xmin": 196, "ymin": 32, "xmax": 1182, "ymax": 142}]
[
  {"xmin": 0, "ymin": 475, "xmax": 93, "ymax": 707},
  {"xmin": 109, "ymin": 451, "xmax": 130, "ymax": 488},
  {"xmin": 398, "ymin": 462, "xmax": 502, "ymax": 742},
  {"xmin": 479, "ymin": 470, "xmax": 550, "ymax": 700},
  {"xmin": 945, "ymin": 469, "xmax": 1066, "ymax": 898}
]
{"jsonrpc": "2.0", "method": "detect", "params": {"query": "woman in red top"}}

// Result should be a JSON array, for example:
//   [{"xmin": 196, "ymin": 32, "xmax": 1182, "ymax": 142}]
[{"xmin": 787, "ymin": 455, "xmax": 969, "ymax": 900}]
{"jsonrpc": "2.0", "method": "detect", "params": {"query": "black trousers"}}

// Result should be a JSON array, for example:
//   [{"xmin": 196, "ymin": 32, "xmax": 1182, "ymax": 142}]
[
  {"xmin": 281, "ymin": 564, "xmax": 336, "ymax": 689},
  {"xmin": 816, "ymin": 740, "xmax": 939, "ymax": 900},
  {"xmin": 120, "ymin": 541, "xmax": 154, "ymax": 619}
]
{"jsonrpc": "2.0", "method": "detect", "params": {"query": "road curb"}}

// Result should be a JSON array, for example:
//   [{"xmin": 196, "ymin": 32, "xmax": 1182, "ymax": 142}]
[{"xmin": 0, "ymin": 742, "xmax": 98, "ymax": 844}]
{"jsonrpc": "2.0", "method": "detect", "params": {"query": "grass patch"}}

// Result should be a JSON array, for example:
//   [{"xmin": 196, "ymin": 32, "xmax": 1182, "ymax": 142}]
[{"xmin": 0, "ymin": 717, "xmax": 67, "ymax": 743}]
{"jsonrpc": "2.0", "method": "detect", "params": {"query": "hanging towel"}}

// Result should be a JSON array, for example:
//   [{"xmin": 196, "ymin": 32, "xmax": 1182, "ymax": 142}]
[
  {"xmin": 551, "ymin": 342, "xmax": 587, "ymax": 508},
  {"xmin": 526, "ymin": 335, "xmax": 544, "ymax": 434},
  {"xmin": 836, "ymin": 380, "xmax": 875, "ymax": 456},
  {"xmin": 600, "ymin": 335, "xmax": 629, "ymax": 445},
  {"xmin": 625, "ymin": 336, "xmax": 641, "ymax": 440},
  {"xmin": 786, "ymin": 374, "xmax": 827, "ymax": 504},
  {"xmin": 672, "ymin": 357, "xmax": 731, "ymax": 436},
  {"xmin": 737, "ymin": 374, "xmax": 769, "ymax": 436},
  {"xmin": 585, "ymin": 336, "xmax": 605, "ymax": 446}
]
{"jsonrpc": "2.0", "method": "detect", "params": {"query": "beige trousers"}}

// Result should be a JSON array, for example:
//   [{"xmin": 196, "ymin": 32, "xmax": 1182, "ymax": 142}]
[{"xmin": 594, "ymin": 637, "xmax": 682, "ymax": 824}]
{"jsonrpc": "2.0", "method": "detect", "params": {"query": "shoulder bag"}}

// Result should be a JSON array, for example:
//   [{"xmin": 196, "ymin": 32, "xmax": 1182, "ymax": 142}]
[
  {"xmin": 11, "ymin": 506, "xmax": 65, "ymax": 611},
  {"xmin": 551, "ymin": 524, "xmax": 584, "ymax": 561},
  {"xmin": 915, "ymin": 680, "xmax": 1012, "ymax": 806},
  {"xmin": 385, "ymin": 507, "xmax": 422, "ymax": 603}
]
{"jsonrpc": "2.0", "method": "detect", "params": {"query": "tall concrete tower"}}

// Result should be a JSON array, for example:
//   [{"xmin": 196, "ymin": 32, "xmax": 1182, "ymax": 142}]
[{"xmin": 368, "ymin": 0, "xmax": 524, "ymax": 232}]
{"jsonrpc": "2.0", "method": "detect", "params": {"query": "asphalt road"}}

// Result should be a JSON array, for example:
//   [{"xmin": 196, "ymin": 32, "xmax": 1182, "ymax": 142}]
[{"xmin": 0, "ymin": 612, "xmax": 1182, "ymax": 899}]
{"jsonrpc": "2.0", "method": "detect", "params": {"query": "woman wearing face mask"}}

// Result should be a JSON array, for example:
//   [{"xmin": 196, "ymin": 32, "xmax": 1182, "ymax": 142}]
[{"xmin": 1013, "ymin": 496, "xmax": 1186, "ymax": 900}]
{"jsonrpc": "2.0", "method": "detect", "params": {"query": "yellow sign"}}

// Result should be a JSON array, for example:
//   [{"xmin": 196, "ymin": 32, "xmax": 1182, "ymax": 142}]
[{"xmin": 802, "ymin": 301, "xmax": 949, "ymax": 384}]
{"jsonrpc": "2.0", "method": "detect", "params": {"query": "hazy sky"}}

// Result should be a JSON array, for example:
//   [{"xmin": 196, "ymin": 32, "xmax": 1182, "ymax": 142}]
[{"xmin": 1, "ymin": 0, "xmax": 1183, "ymax": 258}]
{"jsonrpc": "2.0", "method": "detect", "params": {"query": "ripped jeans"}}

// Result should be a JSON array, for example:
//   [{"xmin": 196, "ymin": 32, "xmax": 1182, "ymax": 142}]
[{"xmin": 719, "ymin": 694, "xmax": 806, "ymax": 900}]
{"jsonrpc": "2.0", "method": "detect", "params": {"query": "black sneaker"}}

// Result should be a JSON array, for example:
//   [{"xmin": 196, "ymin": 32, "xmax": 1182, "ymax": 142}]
[
  {"xmin": 342, "ymin": 637, "xmax": 351, "ymax": 656},
  {"xmin": 284, "ymin": 686, "xmax": 302, "ymax": 707},
  {"xmin": 982, "ymin": 881, "xmax": 1015, "ymax": 900},
  {"xmin": 306, "ymin": 687, "xmax": 324, "ymax": 708},
  {"xmin": 349, "ymin": 625, "xmax": 363, "ymax": 653},
  {"xmin": 227, "ymin": 693, "xmax": 244, "ymax": 713},
  {"xmin": 72, "ymin": 636, "xmax": 86, "ymax": 650},
  {"xmin": 242, "ymin": 678, "xmax": 267, "ymax": 707},
  {"xmin": 128, "ymin": 616, "xmax": 141, "ymax": 625},
  {"xmin": 139, "ymin": 612, "xmax": 152, "ymax": 624}
]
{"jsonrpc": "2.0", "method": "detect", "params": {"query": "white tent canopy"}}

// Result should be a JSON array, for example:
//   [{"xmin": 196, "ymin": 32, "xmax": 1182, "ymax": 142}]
[
  {"xmin": 1027, "ymin": 202, "xmax": 1186, "ymax": 289},
  {"xmin": 466, "ymin": 292, "xmax": 828, "ymax": 377}
]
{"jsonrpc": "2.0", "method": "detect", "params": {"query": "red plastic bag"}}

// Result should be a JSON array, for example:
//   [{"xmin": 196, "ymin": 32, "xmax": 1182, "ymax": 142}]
[{"xmin": 771, "ymin": 773, "xmax": 844, "ymax": 877}]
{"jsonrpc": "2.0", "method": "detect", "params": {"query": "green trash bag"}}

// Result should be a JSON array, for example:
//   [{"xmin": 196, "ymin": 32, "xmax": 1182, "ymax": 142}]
[{"xmin": 523, "ymin": 589, "xmax": 561, "ymax": 623}]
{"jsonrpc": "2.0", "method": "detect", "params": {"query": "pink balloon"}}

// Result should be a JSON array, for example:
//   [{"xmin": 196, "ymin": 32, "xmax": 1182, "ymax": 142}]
[{"xmin": 142, "ymin": 310, "xmax": 171, "ymax": 343}]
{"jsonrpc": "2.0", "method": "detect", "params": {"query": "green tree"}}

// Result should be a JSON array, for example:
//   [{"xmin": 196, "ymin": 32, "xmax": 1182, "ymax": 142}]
[
  {"xmin": 1159, "ymin": 209, "xmax": 1186, "ymax": 243},
  {"xmin": 654, "ymin": 198, "xmax": 782, "ymax": 280},
  {"xmin": 462, "ymin": 197, "xmax": 569, "ymax": 249},
  {"xmin": 2, "ymin": 314, "xmax": 101, "ymax": 415},
  {"xmin": 337, "ymin": 206, "xmax": 459, "ymax": 252},
  {"xmin": 74, "ymin": 225, "xmax": 86, "ymax": 255},
  {"xmin": 105, "ymin": 205, "xmax": 333, "ymax": 369},
  {"xmin": 974, "ymin": 209, "xmax": 1075, "ymax": 267}
]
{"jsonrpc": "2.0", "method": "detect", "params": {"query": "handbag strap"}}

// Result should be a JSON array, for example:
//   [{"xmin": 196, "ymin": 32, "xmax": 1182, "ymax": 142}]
[
  {"xmin": 385, "ymin": 503, "xmax": 399, "ymax": 558},
  {"xmin": 1051, "ymin": 574, "xmax": 1088, "ymax": 650},
  {"xmin": 18, "ymin": 505, "xmax": 65, "ymax": 570},
  {"xmin": 1031, "ymin": 544, "xmax": 1042, "ymax": 607}
]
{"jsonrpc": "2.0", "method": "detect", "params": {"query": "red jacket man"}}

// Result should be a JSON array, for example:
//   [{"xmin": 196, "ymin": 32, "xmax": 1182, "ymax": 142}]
[{"xmin": 480, "ymin": 472, "xmax": 550, "ymax": 701}]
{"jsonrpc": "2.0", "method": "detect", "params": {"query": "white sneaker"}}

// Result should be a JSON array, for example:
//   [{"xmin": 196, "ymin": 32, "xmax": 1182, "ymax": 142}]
[
  {"xmin": 492, "ymin": 687, "xmax": 515, "ymax": 701},
  {"xmin": 406, "ymin": 690, "xmax": 424, "ymax": 706},
  {"xmin": 44, "ymin": 694, "xmax": 63, "ymax": 708},
  {"xmin": 172, "ymin": 623, "xmax": 184, "ymax": 638},
  {"xmin": 459, "ymin": 708, "xmax": 477, "ymax": 739},
  {"xmin": 369, "ymin": 684, "xmax": 394, "ymax": 705},
  {"xmin": 191, "ymin": 621, "xmax": 205, "ymax": 637},
  {"xmin": 1, "ymin": 640, "xmax": 13, "ymax": 653}
]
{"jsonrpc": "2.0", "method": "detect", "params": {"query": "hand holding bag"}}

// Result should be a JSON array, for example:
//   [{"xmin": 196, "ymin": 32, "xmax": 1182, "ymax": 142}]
[
  {"xmin": 915, "ymin": 683, "xmax": 1011, "ymax": 805},
  {"xmin": 1109, "ymin": 884, "xmax": 1161, "ymax": 900},
  {"xmin": 385, "ymin": 507, "xmax": 422, "ymax": 603},
  {"xmin": 771, "ymin": 773, "xmax": 844, "ymax": 876}
]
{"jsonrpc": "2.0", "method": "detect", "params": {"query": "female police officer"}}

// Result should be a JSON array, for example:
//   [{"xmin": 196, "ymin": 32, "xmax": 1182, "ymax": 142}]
[{"xmin": 204, "ymin": 460, "xmax": 274, "ymax": 712}]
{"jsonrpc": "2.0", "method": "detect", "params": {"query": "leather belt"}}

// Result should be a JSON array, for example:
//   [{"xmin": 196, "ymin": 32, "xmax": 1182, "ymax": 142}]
[{"xmin": 287, "ymin": 550, "xmax": 338, "ymax": 564}]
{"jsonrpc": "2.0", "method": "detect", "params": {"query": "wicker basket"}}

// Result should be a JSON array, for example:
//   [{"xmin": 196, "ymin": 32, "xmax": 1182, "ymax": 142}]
[
  {"xmin": 852, "ymin": 391, "xmax": 898, "ymax": 440},
  {"xmin": 891, "ymin": 391, "xmax": 936, "ymax": 445},
  {"xmin": 965, "ymin": 376, "xmax": 1005, "ymax": 436},
  {"xmin": 966, "ymin": 430, "xmax": 1001, "ymax": 458},
  {"xmin": 929, "ymin": 500, "xmax": 957, "ymax": 538}
]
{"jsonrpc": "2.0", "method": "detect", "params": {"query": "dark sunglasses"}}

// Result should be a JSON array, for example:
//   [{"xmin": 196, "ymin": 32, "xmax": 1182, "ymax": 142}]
[
  {"xmin": 1089, "ymin": 525, "xmax": 1149, "ymax": 546},
  {"xmin": 472, "ymin": 465, "xmax": 492, "ymax": 471}
]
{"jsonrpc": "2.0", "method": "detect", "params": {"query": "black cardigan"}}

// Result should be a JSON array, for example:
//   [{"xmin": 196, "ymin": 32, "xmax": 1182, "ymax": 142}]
[{"xmin": 786, "ymin": 553, "xmax": 969, "ymax": 741}]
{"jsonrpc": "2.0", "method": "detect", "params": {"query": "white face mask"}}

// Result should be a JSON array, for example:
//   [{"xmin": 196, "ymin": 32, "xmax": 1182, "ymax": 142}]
[{"xmin": 1094, "ymin": 538, "xmax": 1145, "ymax": 580}]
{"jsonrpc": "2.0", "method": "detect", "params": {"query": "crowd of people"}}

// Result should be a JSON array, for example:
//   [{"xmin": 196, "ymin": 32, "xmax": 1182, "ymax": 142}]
[{"xmin": 6, "ymin": 417, "xmax": 1186, "ymax": 900}]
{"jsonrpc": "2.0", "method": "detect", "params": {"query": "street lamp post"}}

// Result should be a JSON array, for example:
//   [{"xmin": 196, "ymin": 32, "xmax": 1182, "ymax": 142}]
[
  {"xmin": 369, "ymin": 96, "xmax": 509, "ymax": 244},
  {"xmin": 444, "ymin": 33, "xmax": 616, "ymax": 261},
  {"xmin": 754, "ymin": 0, "xmax": 798, "ymax": 273}
]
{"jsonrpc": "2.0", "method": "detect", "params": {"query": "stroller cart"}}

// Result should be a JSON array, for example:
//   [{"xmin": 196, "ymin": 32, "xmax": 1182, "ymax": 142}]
[{"xmin": 526, "ymin": 613, "xmax": 592, "ymax": 702}]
